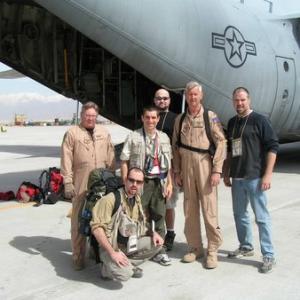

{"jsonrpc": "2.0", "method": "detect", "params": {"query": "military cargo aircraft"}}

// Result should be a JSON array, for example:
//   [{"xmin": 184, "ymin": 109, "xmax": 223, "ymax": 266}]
[{"xmin": 0, "ymin": 0, "xmax": 300, "ymax": 141}]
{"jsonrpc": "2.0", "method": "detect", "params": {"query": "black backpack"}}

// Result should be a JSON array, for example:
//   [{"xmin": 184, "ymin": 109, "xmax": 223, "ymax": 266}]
[
  {"xmin": 39, "ymin": 167, "xmax": 64, "ymax": 204},
  {"xmin": 79, "ymin": 168, "xmax": 123, "ymax": 263},
  {"xmin": 177, "ymin": 108, "xmax": 216, "ymax": 156}
]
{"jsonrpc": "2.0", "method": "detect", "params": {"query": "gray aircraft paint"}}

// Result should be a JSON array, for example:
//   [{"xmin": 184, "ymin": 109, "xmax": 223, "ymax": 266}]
[{"xmin": 1, "ymin": 0, "xmax": 300, "ymax": 140}]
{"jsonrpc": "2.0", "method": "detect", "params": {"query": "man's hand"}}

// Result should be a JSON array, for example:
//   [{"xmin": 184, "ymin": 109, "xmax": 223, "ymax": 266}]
[
  {"xmin": 261, "ymin": 173, "xmax": 272, "ymax": 191},
  {"xmin": 210, "ymin": 172, "xmax": 221, "ymax": 187},
  {"xmin": 110, "ymin": 250, "xmax": 130, "ymax": 267},
  {"xmin": 64, "ymin": 182, "xmax": 75, "ymax": 199},
  {"xmin": 223, "ymin": 176, "xmax": 232, "ymax": 187},
  {"xmin": 163, "ymin": 183, "xmax": 173, "ymax": 200},
  {"xmin": 174, "ymin": 173, "xmax": 182, "ymax": 187},
  {"xmin": 152, "ymin": 232, "xmax": 164, "ymax": 247}
]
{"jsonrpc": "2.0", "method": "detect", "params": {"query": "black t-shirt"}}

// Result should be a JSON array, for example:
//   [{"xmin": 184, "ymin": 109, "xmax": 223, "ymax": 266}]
[
  {"xmin": 157, "ymin": 111, "xmax": 177, "ymax": 143},
  {"xmin": 227, "ymin": 111, "xmax": 279, "ymax": 179}
]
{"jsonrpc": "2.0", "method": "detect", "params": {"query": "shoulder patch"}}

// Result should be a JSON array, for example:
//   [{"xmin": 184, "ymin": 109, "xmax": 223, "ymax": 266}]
[{"xmin": 212, "ymin": 117, "xmax": 220, "ymax": 123}]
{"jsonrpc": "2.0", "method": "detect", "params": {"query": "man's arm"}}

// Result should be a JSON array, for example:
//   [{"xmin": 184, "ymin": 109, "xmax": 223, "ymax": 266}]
[
  {"xmin": 164, "ymin": 170, "xmax": 173, "ymax": 200},
  {"xmin": 121, "ymin": 160, "xmax": 129, "ymax": 184},
  {"xmin": 92, "ymin": 227, "xmax": 129, "ymax": 267},
  {"xmin": 261, "ymin": 152, "xmax": 277, "ymax": 191},
  {"xmin": 223, "ymin": 155, "xmax": 232, "ymax": 187},
  {"xmin": 60, "ymin": 131, "xmax": 75, "ymax": 198},
  {"xmin": 106, "ymin": 134, "xmax": 116, "ymax": 171},
  {"xmin": 172, "ymin": 116, "xmax": 182, "ymax": 187}
]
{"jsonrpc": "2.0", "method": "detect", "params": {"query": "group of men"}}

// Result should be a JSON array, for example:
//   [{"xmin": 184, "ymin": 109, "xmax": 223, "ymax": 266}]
[{"xmin": 60, "ymin": 81, "xmax": 278, "ymax": 281}]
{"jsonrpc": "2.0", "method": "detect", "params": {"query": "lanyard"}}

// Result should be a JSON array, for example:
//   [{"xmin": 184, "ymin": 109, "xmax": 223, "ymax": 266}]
[{"xmin": 232, "ymin": 113, "xmax": 250, "ymax": 139}]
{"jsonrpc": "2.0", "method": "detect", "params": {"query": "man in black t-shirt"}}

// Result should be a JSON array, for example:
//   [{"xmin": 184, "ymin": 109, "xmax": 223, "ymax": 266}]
[
  {"xmin": 154, "ymin": 88, "xmax": 179, "ymax": 251},
  {"xmin": 224, "ymin": 87, "xmax": 279, "ymax": 274}
]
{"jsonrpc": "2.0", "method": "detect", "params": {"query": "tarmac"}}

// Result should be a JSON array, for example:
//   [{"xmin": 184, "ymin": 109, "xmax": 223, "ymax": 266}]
[{"xmin": 0, "ymin": 125, "xmax": 299, "ymax": 300}]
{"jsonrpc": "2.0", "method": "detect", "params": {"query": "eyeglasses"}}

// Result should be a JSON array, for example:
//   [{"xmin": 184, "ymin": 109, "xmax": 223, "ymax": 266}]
[
  {"xmin": 127, "ymin": 177, "xmax": 144, "ymax": 185},
  {"xmin": 84, "ymin": 114, "xmax": 97, "ymax": 119},
  {"xmin": 155, "ymin": 96, "xmax": 169, "ymax": 101}
]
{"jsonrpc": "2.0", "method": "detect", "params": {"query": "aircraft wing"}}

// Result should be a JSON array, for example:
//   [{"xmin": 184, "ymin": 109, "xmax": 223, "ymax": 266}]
[{"xmin": 0, "ymin": 69, "xmax": 25, "ymax": 79}]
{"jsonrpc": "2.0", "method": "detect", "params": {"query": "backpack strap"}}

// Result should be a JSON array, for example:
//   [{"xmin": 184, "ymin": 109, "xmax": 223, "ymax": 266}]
[
  {"xmin": 112, "ymin": 190, "xmax": 121, "ymax": 215},
  {"xmin": 176, "ymin": 110, "xmax": 213, "ymax": 154}
]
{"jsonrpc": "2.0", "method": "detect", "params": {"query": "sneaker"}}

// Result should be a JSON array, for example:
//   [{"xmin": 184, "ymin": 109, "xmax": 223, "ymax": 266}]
[
  {"xmin": 182, "ymin": 248, "xmax": 204, "ymax": 263},
  {"xmin": 228, "ymin": 247, "xmax": 254, "ymax": 258},
  {"xmin": 260, "ymin": 257, "xmax": 276, "ymax": 273},
  {"xmin": 132, "ymin": 267, "xmax": 143, "ymax": 278},
  {"xmin": 164, "ymin": 231, "xmax": 176, "ymax": 251},
  {"xmin": 152, "ymin": 253, "xmax": 171, "ymax": 266}
]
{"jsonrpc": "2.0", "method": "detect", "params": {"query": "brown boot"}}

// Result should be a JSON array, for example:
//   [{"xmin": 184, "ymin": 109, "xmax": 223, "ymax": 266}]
[
  {"xmin": 206, "ymin": 252, "xmax": 218, "ymax": 269},
  {"xmin": 182, "ymin": 248, "xmax": 204, "ymax": 263},
  {"xmin": 73, "ymin": 259, "xmax": 85, "ymax": 271}
]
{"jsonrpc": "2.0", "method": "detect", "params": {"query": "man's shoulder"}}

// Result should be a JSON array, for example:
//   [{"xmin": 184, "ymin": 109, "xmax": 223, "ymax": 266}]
[
  {"xmin": 157, "ymin": 130, "xmax": 170, "ymax": 141},
  {"xmin": 128, "ymin": 128, "xmax": 143, "ymax": 139},
  {"xmin": 250, "ymin": 111, "xmax": 266, "ymax": 120},
  {"xmin": 66, "ymin": 125, "xmax": 81, "ymax": 134},
  {"xmin": 167, "ymin": 111, "xmax": 178, "ymax": 120},
  {"xmin": 207, "ymin": 109, "xmax": 221, "ymax": 123},
  {"xmin": 94, "ymin": 124, "xmax": 110, "ymax": 136}
]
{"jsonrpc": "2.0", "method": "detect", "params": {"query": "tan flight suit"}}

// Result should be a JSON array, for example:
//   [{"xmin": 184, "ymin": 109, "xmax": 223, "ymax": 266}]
[
  {"xmin": 61, "ymin": 124, "xmax": 115, "ymax": 263},
  {"xmin": 172, "ymin": 108, "xmax": 226, "ymax": 253}
]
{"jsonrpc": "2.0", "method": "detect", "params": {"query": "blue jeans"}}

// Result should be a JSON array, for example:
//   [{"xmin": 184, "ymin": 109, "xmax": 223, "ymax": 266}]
[{"xmin": 232, "ymin": 178, "xmax": 274, "ymax": 258}]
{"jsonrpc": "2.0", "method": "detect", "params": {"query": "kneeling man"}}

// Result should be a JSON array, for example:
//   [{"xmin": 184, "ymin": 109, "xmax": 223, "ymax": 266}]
[{"xmin": 91, "ymin": 167, "xmax": 163, "ymax": 281}]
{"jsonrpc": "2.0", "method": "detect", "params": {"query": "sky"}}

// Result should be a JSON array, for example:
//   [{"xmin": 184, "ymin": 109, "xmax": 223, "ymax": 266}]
[{"xmin": 0, "ymin": 63, "xmax": 80, "ymax": 123}]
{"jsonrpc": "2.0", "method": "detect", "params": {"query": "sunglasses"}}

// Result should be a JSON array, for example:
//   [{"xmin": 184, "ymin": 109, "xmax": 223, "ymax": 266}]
[
  {"xmin": 155, "ymin": 96, "xmax": 169, "ymax": 101},
  {"xmin": 127, "ymin": 177, "xmax": 144, "ymax": 185}
]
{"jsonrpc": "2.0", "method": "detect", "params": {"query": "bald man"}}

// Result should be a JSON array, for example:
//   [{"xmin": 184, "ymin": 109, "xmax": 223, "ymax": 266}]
[{"xmin": 153, "ymin": 88, "xmax": 179, "ymax": 251}]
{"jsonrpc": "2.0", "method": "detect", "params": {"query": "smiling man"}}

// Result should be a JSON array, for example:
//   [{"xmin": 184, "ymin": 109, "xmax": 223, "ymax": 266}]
[
  {"xmin": 120, "ymin": 106, "xmax": 173, "ymax": 266},
  {"xmin": 172, "ymin": 81, "xmax": 226, "ymax": 269}
]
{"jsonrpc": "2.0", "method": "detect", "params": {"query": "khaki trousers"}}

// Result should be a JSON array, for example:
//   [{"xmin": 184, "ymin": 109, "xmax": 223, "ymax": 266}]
[
  {"xmin": 181, "ymin": 152, "xmax": 222, "ymax": 252},
  {"xmin": 71, "ymin": 192, "xmax": 86, "ymax": 263}
]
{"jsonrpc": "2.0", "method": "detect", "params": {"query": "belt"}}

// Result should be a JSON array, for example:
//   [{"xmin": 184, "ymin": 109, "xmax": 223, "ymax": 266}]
[{"xmin": 144, "ymin": 177, "xmax": 161, "ymax": 184}]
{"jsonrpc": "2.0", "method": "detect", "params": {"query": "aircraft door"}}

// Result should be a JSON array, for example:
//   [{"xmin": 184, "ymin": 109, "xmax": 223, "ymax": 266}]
[{"xmin": 270, "ymin": 57, "xmax": 296, "ymax": 130}]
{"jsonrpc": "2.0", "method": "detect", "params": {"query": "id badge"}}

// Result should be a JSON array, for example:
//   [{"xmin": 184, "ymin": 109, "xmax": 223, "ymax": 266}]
[
  {"xmin": 127, "ymin": 235, "xmax": 138, "ymax": 254},
  {"xmin": 232, "ymin": 138, "xmax": 242, "ymax": 157}
]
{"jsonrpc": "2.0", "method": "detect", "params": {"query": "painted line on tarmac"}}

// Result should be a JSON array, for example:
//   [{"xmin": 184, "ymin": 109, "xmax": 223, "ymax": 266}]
[{"xmin": 0, "ymin": 202, "xmax": 35, "ymax": 211}]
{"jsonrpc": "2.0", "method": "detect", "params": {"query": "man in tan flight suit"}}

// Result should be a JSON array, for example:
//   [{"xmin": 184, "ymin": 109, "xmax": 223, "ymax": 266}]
[
  {"xmin": 172, "ymin": 81, "xmax": 226, "ymax": 269},
  {"xmin": 61, "ymin": 101, "xmax": 115, "ymax": 270}
]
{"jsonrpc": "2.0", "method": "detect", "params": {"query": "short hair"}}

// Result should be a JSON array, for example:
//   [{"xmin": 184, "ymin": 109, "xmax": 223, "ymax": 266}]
[
  {"xmin": 81, "ymin": 101, "xmax": 99, "ymax": 115},
  {"xmin": 128, "ymin": 167, "xmax": 145, "ymax": 179},
  {"xmin": 232, "ymin": 87, "xmax": 250, "ymax": 98},
  {"xmin": 142, "ymin": 105, "xmax": 159, "ymax": 116},
  {"xmin": 185, "ymin": 81, "xmax": 203, "ymax": 93}
]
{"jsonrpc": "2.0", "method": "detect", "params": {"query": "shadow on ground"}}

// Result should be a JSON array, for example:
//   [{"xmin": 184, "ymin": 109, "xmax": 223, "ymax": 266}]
[
  {"xmin": 9, "ymin": 235, "xmax": 123, "ymax": 290},
  {"xmin": 0, "ymin": 145, "xmax": 61, "ymax": 158}
]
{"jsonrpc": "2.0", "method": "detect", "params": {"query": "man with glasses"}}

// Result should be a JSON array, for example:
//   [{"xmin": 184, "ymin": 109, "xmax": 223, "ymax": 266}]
[
  {"xmin": 120, "ymin": 106, "xmax": 173, "ymax": 266},
  {"xmin": 153, "ymin": 89, "xmax": 179, "ymax": 251},
  {"xmin": 91, "ymin": 167, "xmax": 164, "ymax": 281},
  {"xmin": 61, "ymin": 101, "xmax": 115, "ymax": 271}
]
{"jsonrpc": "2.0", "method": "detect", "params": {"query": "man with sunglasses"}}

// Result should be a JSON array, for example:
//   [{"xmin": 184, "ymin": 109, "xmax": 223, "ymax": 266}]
[
  {"xmin": 120, "ymin": 106, "xmax": 173, "ymax": 266},
  {"xmin": 153, "ymin": 89, "xmax": 179, "ymax": 251},
  {"xmin": 91, "ymin": 167, "xmax": 164, "ymax": 281}
]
